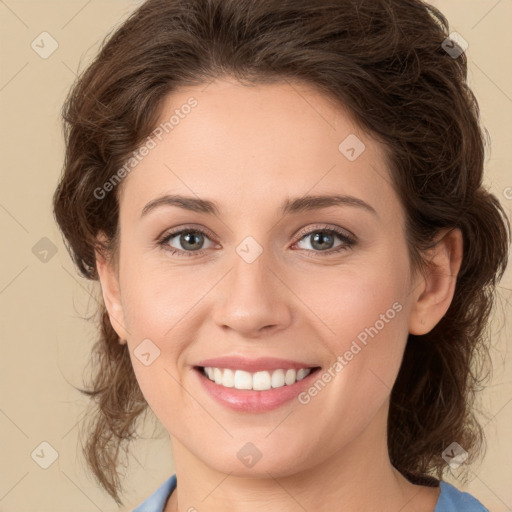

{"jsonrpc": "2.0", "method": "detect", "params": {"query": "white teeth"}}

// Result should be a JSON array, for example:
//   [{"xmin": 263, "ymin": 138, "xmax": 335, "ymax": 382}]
[
  {"xmin": 253, "ymin": 371, "xmax": 271, "ymax": 391},
  {"xmin": 285, "ymin": 369, "xmax": 296, "ymax": 385},
  {"xmin": 221, "ymin": 368, "xmax": 235, "ymax": 387},
  {"xmin": 202, "ymin": 366, "xmax": 313, "ymax": 390},
  {"xmin": 271, "ymin": 369, "xmax": 285, "ymax": 388},
  {"xmin": 213, "ymin": 367, "xmax": 223, "ymax": 385},
  {"xmin": 234, "ymin": 370, "xmax": 253, "ymax": 390}
]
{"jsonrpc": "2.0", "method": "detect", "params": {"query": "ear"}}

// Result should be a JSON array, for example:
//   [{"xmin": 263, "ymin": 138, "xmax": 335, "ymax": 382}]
[
  {"xmin": 408, "ymin": 227, "xmax": 463, "ymax": 335},
  {"xmin": 95, "ymin": 233, "xmax": 129, "ymax": 344}
]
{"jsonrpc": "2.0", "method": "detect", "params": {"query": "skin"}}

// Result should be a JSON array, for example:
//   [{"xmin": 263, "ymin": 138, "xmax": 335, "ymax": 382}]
[{"xmin": 95, "ymin": 78, "xmax": 463, "ymax": 512}]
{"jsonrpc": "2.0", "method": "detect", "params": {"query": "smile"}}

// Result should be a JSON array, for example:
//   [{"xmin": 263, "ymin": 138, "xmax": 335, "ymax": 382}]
[
  {"xmin": 193, "ymin": 365, "xmax": 322, "ymax": 412},
  {"xmin": 200, "ymin": 366, "xmax": 316, "ymax": 390}
]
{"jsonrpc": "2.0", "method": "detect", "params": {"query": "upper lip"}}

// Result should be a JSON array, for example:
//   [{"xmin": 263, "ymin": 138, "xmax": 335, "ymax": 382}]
[{"xmin": 194, "ymin": 356, "xmax": 320, "ymax": 373}]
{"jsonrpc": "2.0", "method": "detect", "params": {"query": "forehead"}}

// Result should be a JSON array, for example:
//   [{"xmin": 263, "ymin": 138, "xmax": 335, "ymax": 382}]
[{"xmin": 118, "ymin": 78, "xmax": 398, "ymax": 222}]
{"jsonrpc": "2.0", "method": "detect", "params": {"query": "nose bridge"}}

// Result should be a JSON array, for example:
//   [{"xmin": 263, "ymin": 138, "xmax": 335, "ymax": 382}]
[{"xmin": 211, "ymin": 239, "xmax": 292, "ymax": 335}]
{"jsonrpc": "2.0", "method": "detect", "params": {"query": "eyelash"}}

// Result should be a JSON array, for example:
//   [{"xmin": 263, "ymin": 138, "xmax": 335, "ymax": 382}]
[{"xmin": 157, "ymin": 224, "xmax": 356, "ymax": 258}]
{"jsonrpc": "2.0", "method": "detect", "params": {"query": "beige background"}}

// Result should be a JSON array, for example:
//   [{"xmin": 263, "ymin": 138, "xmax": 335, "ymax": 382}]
[{"xmin": 0, "ymin": 1, "xmax": 511, "ymax": 510}]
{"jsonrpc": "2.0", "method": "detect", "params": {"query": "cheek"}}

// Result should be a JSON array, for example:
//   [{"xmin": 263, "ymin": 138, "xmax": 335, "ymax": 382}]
[
  {"xmin": 295, "ymin": 270, "xmax": 409, "ymax": 445},
  {"xmin": 294, "ymin": 253, "xmax": 411, "ymax": 398},
  {"xmin": 120, "ymin": 258, "xmax": 195, "ymax": 336},
  {"xmin": 295, "ymin": 262, "xmax": 408, "ymax": 345},
  {"xmin": 334, "ymin": 281, "xmax": 407, "ymax": 355},
  {"xmin": 118, "ymin": 256, "xmax": 190, "ymax": 395}
]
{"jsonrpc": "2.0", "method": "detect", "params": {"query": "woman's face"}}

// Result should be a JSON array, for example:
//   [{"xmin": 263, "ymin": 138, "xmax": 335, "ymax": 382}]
[{"xmin": 98, "ymin": 78, "xmax": 428, "ymax": 476}]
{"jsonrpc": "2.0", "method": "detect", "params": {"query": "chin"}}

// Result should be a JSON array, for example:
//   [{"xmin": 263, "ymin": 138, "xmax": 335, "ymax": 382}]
[{"xmin": 203, "ymin": 446, "xmax": 310, "ymax": 479}]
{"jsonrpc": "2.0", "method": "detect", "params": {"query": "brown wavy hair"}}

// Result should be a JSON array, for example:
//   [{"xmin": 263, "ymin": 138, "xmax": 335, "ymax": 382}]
[{"xmin": 52, "ymin": 0, "xmax": 510, "ymax": 505}]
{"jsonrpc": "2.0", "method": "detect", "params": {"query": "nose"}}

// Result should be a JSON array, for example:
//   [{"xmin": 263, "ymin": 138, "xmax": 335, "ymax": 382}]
[{"xmin": 211, "ymin": 250, "xmax": 293, "ymax": 338}]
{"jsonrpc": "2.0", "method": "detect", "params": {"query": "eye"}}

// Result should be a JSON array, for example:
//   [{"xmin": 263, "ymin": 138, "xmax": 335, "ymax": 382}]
[
  {"xmin": 292, "ymin": 225, "xmax": 356, "ymax": 255},
  {"xmin": 158, "ymin": 224, "xmax": 356, "ymax": 258},
  {"xmin": 158, "ymin": 227, "xmax": 217, "ymax": 257}
]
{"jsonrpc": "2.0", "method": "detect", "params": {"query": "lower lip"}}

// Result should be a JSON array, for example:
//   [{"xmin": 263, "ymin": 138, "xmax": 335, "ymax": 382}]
[{"xmin": 194, "ymin": 367, "xmax": 321, "ymax": 413}]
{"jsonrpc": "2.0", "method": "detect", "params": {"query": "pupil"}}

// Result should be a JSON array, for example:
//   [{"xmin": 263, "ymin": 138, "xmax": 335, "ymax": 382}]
[
  {"xmin": 312, "ymin": 232, "xmax": 333, "ymax": 250},
  {"xmin": 182, "ymin": 232, "xmax": 203, "ymax": 250}
]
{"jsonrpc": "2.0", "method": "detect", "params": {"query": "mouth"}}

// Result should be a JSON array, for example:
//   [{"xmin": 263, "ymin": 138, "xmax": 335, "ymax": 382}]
[
  {"xmin": 191, "ymin": 354, "xmax": 323, "ymax": 412},
  {"xmin": 193, "ymin": 364, "xmax": 322, "ymax": 412},
  {"xmin": 193, "ymin": 365, "xmax": 322, "ymax": 391}
]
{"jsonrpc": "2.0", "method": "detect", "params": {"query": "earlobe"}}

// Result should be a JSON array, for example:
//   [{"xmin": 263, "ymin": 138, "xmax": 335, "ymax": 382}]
[
  {"xmin": 408, "ymin": 228, "xmax": 464, "ymax": 335},
  {"xmin": 95, "ymin": 238, "xmax": 129, "ymax": 343}
]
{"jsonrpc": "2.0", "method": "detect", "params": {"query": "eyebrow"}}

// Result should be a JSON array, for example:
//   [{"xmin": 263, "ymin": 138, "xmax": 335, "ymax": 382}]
[{"xmin": 140, "ymin": 193, "xmax": 378, "ymax": 218}]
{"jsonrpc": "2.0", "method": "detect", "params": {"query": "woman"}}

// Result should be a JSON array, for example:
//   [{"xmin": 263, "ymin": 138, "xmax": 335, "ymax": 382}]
[{"xmin": 52, "ymin": 0, "xmax": 510, "ymax": 510}]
